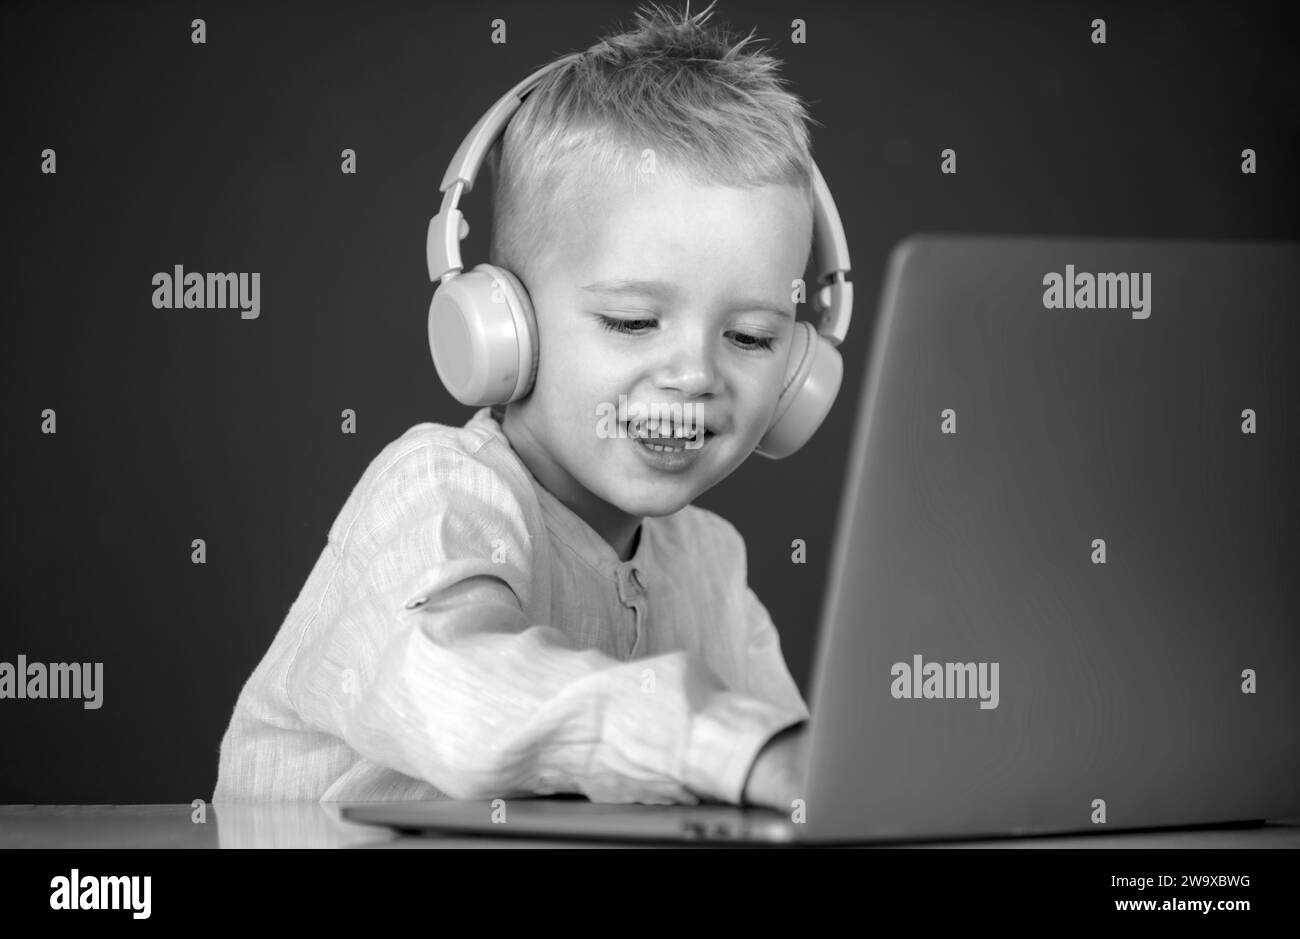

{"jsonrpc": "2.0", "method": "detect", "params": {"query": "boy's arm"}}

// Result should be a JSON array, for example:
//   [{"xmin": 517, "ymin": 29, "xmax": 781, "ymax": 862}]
[
  {"xmin": 741, "ymin": 584, "xmax": 811, "ymax": 722},
  {"xmin": 711, "ymin": 513, "xmax": 810, "ymax": 722},
  {"xmin": 283, "ymin": 444, "xmax": 805, "ymax": 805}
]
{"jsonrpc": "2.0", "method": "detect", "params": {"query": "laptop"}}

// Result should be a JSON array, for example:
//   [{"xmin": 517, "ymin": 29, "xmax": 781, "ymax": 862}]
[{"xmin": 344, "ymin": 234, "xmax": 1300, "ymax": 844}]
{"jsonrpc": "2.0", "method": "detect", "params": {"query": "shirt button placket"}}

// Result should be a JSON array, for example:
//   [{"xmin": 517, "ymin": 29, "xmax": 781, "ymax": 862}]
[{"xmin": 617, "ymin": 566, "xmax": 647, "ymax": 658}]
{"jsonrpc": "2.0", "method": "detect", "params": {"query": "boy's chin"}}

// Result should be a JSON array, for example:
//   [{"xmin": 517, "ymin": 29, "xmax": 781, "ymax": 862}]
[{"xmin": 610, "ymin": 489, "xmax": 698, "ymax": 518}]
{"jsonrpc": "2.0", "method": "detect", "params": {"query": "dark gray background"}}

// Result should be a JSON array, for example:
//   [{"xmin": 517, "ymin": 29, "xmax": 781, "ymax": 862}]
[{"xmin": 1, "ymin": 0, "xmax": 1295, "ymax": 803}]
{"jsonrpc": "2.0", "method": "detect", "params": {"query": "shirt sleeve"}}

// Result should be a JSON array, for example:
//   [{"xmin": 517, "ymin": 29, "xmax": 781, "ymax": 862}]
[
  {"xmin": 282, "ymin": 442, "xmax": 805, "ymax": 806},
  {"xmin": 742, "ymin": 585, "xmax": 812, "ymax": 722},
  {"xmin": 711, "ymin": 514, "xmax": 811, "ymax": 722}
]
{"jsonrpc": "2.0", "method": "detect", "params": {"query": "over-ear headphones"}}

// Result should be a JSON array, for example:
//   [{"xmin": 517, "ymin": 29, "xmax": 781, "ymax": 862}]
[{"xmin": 426, "ymin": 53, "xmax": 853, "ymax": 459}]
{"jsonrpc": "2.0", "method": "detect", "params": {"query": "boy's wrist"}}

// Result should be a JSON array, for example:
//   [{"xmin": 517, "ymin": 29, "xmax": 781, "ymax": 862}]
[
  {"xmin": 740, "ymin": 721, "xmax": 806, "ymax": 807},
  {"xmin": 682, "ymin": 693, "xmax": 806, "ymax": 805}
]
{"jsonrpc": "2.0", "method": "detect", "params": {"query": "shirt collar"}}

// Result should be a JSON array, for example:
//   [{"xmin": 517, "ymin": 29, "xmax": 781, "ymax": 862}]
[{"xmin": 470, "ymin": 407, "xmax": 653, "ymax": 582}]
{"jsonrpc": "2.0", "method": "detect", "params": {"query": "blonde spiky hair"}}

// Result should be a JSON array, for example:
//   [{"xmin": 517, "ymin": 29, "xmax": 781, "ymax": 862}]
[{"xmin": 485, "ymin": 0, "xmax": 821, "ymax": 287}]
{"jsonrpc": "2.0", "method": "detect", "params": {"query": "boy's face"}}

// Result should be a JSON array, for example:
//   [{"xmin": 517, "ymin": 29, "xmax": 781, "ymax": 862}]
[{"xmin": 501, "ymin": 172, "xmax": 813, "ymax": 553}]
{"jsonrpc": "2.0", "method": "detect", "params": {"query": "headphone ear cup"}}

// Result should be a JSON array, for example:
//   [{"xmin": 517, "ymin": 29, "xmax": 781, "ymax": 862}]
[
  {"xmin": 428, "ymin": 263, "xmax": 538, "ymax": 406},
  {"xmin": 484, "ymin": 264, "xmax": 540, "ymax": 398},
  {"xmin": 754, "ymin": 320, "xmax": 844, "ymax": 459}
]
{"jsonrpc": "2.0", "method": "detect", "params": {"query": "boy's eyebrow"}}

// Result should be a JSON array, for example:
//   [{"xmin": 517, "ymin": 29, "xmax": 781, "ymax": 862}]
[{"xmin": 580, "ymin": 278, "xmax": 794, "ymax": 319}]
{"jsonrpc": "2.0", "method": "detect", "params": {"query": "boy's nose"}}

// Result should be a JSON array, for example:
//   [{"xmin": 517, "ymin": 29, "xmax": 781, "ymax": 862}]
[{"xmin": 655, "ymin": 335, "xmax": 720, "ymax": 397}]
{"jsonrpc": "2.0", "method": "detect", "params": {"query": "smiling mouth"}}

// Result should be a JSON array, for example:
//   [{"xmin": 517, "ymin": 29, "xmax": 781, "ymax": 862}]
[
  {"xmin": 638, "ymin": 435, "xmax": 702, "ymax": 452},
  {"xmin": 630, "ymin": 432, "xmax": 715, "ymax": 463},
  {"xmin": 624, "ymin": 423, "xmax": 714, "ymax": 448}
]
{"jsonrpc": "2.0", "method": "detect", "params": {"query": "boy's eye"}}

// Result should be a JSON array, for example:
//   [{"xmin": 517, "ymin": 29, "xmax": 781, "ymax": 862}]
[
  {"xmin": 598, "ymin": 316, "xmax": 655, "ymax": 335},
  {"xmin": 730, "ymin": 333, "xmax": 776, "ymax": 351},
  {"xmin": 596, "ymin": 315, "xmax": 776, "ymax": 351}
]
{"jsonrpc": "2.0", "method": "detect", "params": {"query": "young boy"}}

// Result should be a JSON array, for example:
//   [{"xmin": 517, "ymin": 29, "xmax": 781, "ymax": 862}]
[{"xmin": 214, "ymin": 1, "xmax": 815, "ymax": 811}]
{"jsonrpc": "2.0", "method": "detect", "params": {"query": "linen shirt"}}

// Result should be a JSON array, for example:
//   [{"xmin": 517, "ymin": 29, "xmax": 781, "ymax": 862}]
[{"xmin": 213, "ymin": 406, "xmax": 809, "ymax": 805}]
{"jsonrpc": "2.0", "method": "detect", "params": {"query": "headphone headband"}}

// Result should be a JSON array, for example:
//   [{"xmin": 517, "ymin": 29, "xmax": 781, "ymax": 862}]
[{"xmin": 426, "ymin": 52, "xmax": 852, "ymax": 345}]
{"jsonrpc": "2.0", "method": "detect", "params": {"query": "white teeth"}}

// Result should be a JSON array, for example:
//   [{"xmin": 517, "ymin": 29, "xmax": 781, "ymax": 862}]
[
  {"xmin": 635, "ymin": 432, "xmax": 710, "ymax": 453},
  {"xmin": 630, "ymin": 421, "xmax": 699, "ymax": 440}
]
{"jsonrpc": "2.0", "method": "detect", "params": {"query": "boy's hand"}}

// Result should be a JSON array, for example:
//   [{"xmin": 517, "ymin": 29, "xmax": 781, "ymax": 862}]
[{"xmin": 741, "ymin": 722, "xmax": 809, "ymax": 813}]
